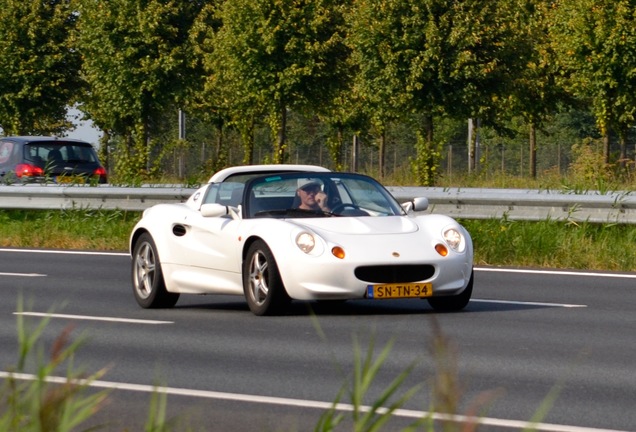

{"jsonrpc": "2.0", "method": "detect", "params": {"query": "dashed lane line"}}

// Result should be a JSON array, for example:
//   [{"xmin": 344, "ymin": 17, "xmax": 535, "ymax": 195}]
[
  {"xmin": 14, "ymin": 312, "xmax": 173, "ymax": 325},
  {"xmin": 471, "ymin": 299, "xmax": 587, "ymax": 308}
]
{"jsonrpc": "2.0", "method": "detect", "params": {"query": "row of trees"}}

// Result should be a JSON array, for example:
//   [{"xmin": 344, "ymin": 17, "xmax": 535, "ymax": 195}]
[{"xmin": 1, "ymin": 0, "xmax": 635, "ymax": 184}]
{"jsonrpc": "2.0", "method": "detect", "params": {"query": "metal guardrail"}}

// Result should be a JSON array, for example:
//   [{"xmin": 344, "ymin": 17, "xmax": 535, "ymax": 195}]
[
  {"xmin": 0, "ymin": 184, "xmax": 193, "ymax": 212},
  {"xmin": 387, "ymin": 187, "xmax": 636, "ymax": 224},
  {"xmin": 0, "ymin": 184, "xmax": 635, "ymax": 224}
]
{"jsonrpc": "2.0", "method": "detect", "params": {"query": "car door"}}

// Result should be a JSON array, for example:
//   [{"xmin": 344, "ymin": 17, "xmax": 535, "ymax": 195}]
[{"xmin": 165, "ymin": 185, "xmax": 244, "ymax": 295}]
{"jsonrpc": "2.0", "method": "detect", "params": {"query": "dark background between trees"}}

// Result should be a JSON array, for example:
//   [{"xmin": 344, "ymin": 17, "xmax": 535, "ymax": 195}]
[{"xmin": 1, "ymin": 0, "xmax": 635, "ymax": 186}]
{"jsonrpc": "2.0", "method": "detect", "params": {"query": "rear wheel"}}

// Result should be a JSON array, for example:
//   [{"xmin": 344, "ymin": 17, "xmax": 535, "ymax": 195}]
[
  {"xmin": 243, "ymin": 240, "xmax": 290, "ymax": 316},
  {"xmin": 427, "ymin": 271, "xmax": 473, "ymax": 312},
  {"xmin": 132, "ymin": 233, "xmax": 179, "ymax": 308}
]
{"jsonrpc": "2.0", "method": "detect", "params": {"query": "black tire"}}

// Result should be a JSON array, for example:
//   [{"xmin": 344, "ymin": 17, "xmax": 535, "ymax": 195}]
[
  {"xmin": 131, "ymin": 233, "xmax": 180, "ymax": 308},
  {"xmin": 243, "ymin": 240, "xmax": 290, "ymax": 316},
  {"xmin": 427, "ymin": 271, "xmax": 473, "ymax": 312}
]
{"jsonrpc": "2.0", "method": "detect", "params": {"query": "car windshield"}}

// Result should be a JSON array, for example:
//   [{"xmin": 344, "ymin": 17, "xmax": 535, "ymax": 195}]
[
  {"xmin": 24, "ymin": 143, "xmax": 98, "ymax": 166},
  {"xmin": 243, "ymin": 172, "xmax": 405, "ymax": 219}
]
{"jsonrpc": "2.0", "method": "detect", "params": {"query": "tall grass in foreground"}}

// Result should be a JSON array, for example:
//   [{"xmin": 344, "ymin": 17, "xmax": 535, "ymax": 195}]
[
  {"xmin": 0, "ymin": 298, "xmax": 110, "ymax": 431},
  {"xmin": 0, "ymin": 299, "xmax": 177, "ymax": 431},
  {"xmin": 314, "ymin": 319, "xmax": 550, "ymax": 432}
]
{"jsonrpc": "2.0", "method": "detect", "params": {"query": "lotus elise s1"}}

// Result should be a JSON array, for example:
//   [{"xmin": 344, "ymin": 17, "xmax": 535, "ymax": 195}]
[{"xmin": 130, "ymin": 165, "xmax": 474, "ymax": 315}]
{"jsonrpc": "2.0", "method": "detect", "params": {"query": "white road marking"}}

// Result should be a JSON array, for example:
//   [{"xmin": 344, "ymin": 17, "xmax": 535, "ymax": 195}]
[
  {"xmin": 475, "ymin": 266, "xmax": 636, "ymax": 279},
  {"xmin": 0, "ymin": 250, "xmax": 626, "ymax": 430},
  {"xmin": 0, "ymin": 272, "xmax": 46, "ymax": 277},
  {"xmin": 471, "ymin": 299, "xmax": 587, "ymax": 308},
  {"xmin": 14, "ymin": 312, "xmax": 172, "ymax": 325},
  {"xmin": 0, "ymin": 371, "xmax": 627, "ymax": 432},
  {"xmin": 1, "ymin": 249, "xmax": 634, "ymax": 279}
]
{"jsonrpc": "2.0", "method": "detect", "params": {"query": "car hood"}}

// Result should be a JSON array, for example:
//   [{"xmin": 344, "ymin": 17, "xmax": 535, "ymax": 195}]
[{"xmin": 290, "ymin": 215, "xmax": 419, "ymax": 235}]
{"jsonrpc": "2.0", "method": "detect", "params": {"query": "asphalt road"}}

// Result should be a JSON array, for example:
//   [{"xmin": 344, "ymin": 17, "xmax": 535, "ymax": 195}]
[{"xmin": 0, "ymin": 247, "xmax": 635, "ymax": 432}]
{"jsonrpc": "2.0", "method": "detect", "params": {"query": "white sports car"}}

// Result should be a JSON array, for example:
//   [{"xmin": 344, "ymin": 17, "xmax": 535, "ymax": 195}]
[{"xmin": 130, "ymin": 165, "xmax": 474, "ymax": 315}]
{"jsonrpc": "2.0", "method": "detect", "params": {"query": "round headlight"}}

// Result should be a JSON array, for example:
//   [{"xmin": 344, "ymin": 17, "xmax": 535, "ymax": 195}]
[
  {"xmin": 296, "ymin": 232, "xmax": 315, "ymax": 254},
  {"xmin": 443, "ymin": 228, "xmax": 464, "ymax": 252}
]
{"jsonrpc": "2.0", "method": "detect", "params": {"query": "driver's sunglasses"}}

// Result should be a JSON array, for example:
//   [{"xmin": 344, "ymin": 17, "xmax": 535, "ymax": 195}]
[{"xmin": 301, "ymin": 187, "xmax": 321, "ymax": 194}]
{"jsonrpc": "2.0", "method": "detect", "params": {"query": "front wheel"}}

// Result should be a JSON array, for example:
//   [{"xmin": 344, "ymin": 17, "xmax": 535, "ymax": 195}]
[
  {"xmin": 132, "ymin": 233, "xmax": 179, "ymax": 308},
  {"xmin": 243, "ymin": 240, "xmax": 290, "ymax": 316},
  {"xmin": 427, "ymin": 271, "xmax": 473, "ymax": 312}
]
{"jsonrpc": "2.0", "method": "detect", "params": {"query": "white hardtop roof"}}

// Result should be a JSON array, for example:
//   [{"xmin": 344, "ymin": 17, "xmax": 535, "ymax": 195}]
[{"xmin": 208, "ymin": 164, "xmax": 330, "ymax": 183}]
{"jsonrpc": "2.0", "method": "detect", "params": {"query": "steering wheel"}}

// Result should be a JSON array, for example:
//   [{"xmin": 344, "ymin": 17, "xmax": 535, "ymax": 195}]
[{"xmin": 330, "ymin": 203, "xmax": 362, "ymax": 215}]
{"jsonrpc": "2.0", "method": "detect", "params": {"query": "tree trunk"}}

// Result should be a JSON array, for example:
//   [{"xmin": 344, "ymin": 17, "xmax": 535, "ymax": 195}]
[
  {"xmin": 134, "ymin": 120, "xmax": 150, "ymax": 174},
  {"xmin": 378, "ymin": 128, "xmax": 386, "ymax": 180},
  {"xmin": 240, "ymin": 118, "xmax": 255, "ymax": 165},
  {"xmin": 529, "ymin": 123, "xmax": 537, "ymax": 179},
  {"xmin": 414, "ymin": 115, "xmax": 435, "ymax": 186},
  {"xmin": 468, "ymin": 118, "xmax": 479, "ymax": 173},
  {"xmin": 425, "ymin": 115, "xmax": 434, "ymax": 144},
  {"xmin": 618, "ymin": 126, "xmax": 627, "ymax": 168},
  {"xmin": 603, "ymin": 133, "xmax": 610, "ymax": 165},
  {"xmin": 275, "ymin": 105, "xmax": 287, "ymax": 164},
  {"xmin": 332, "ymin": 127, "xmax": 344, "ymax": 171},
  {"xmin": 352, "ymin": 134, "xmax": 359, "ymax": 172},
  {"xmin": 98, "ymin": 131, "xmax": 111, "ymax": 172},
  {"xmin": 213, "ymin": 122, "xmax": 225, "ymax": 170}
]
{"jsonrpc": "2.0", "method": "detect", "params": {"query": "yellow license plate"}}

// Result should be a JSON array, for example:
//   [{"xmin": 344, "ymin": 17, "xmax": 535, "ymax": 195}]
[{"xmin": 367, "ymin": 283, "xmax": 433, "ymax": 299}]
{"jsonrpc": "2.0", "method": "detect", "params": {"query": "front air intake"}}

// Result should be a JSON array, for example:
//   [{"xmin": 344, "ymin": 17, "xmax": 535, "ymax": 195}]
[{"xmin": 354, "ymin": 265, "xmax": 435, "ymax": 283}]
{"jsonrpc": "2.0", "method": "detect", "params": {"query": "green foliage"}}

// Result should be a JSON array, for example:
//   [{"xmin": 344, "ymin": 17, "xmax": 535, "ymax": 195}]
[
  {"xmin": 430, "ymin": 0, "xmax": 530, "ymax": 125},
  {"xmin": 509, "ymin": 1, "xmax": 563, "ymax": 119},
  {"xmin": 347, "ymin": 0, "xmax": 441, "ymax": 174},
  {"xmin": 144, "ymin": 389, "xmax": 174, "ymax": 432},
  {"xmin": 0, "ymin": 0, "xmax": 81, "ymax": 135},
  {"xmin": 2, "ymin": 0, "xmax": 636, "ymax": 183},
  {"xmin": 562, "ymin": 136, "xmax": 636, "ymax": 193},
  {"xmin": 568, "ymin": 138, "xmax": 613, "ymax": 186},
  {"xmin": 550, "ymin": 0, "xmax": 636, "ymax": 161},
  {"xmin": 74, "ymin": 0, "xmax": 203, "ymax": 178},
  {"xmin": 206, "ymin": 0, "xmax": 349, "ymax": 163},
  {"xmin": 345, "ymin": 0, "xmax": 537, "ymax": 177},
  {"xmin": 410, "ymin": 131, "xmax": 442, "ymax": 186}
]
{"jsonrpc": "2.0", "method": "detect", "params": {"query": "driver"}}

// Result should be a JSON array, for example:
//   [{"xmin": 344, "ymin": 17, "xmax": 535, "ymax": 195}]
[{"xmin": 296, "ymin": 179, "xmax": 330, "ymax": 212}]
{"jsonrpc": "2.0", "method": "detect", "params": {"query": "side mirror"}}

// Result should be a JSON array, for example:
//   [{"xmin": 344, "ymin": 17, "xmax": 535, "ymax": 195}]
[
  {"xmin": 201, "ymin": 203, "xmax": 230, "ymax": 218},
  {"xmin": 201, "ymin": 203, "xmax": 241, "ymax": 220},
  {"xmin": 402, "ymin": 197, "xmax": 429, "ymax": 212},
  {"xmin": 412, "ymin": 197, "xmax": 429, "ymax": 211}
]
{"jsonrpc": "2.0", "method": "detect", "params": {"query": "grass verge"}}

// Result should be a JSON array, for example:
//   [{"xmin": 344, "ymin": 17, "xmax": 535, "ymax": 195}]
[
  {"xmin": 463, "ymin": 217, "xmax": 636, "ymax": 271},
  {"xmin": 0, "ymin": 209, "xmax": 139, "ymax": 251},
  {"xmin": 1, "ymin": 209, "xmax": 634, "ymax": 271}
]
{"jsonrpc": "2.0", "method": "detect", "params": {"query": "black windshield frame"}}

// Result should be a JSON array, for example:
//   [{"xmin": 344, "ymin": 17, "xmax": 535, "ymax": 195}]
[{"xmin": 242, "ymin": 172, "xmax": 405, "ymax": 219}]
